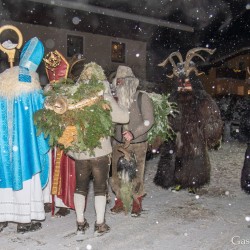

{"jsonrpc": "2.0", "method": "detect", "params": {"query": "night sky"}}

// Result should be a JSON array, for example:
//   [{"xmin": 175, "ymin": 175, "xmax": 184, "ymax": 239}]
[{"xmin": 0, "ymin": 0, "xmax": 249, "ymax": 81}]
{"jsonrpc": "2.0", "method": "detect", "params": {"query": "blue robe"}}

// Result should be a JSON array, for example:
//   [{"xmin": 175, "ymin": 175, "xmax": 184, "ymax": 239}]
[{"xmin": 0, "ymin": 67, "xmax": 49, "ymax": 191}]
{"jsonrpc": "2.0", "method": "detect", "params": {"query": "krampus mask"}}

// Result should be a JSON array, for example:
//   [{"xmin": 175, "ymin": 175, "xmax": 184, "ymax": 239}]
[{"xmin": 240, "ymin": 68, "xmax": 250, "ymax": 193}]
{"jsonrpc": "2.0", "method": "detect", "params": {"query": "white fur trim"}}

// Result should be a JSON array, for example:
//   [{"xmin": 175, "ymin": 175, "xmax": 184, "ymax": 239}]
[{"xmin": 0, "ymin": 66, "xmax": 41, "ymax": 99}]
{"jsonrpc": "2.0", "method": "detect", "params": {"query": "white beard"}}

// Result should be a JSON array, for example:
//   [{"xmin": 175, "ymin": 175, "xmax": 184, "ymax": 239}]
[{"xmin": 116, "ymin": 78, "xmax": 138, "ymax": 109}]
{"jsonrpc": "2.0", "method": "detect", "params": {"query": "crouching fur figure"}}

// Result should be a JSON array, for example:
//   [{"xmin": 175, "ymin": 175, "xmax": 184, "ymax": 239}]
[
  {"xmin": 241, "ymin": 142, "xmax": 250, "ymax": 193},
  {"xmin": 154, "ymin": 48, "xmax": 223, "ymax": 192},
  {"xmin": 240, "ymin": 73, "xmax": 250, "ymax": 193}
]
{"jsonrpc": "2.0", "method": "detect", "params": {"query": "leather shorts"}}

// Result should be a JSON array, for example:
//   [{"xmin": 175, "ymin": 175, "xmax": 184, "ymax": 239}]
[{"xmin": 75, "ymin": 155, "xmax": 111, "ymax": 196}]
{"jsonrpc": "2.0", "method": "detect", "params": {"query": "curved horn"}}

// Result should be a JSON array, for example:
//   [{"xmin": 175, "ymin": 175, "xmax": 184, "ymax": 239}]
[
  {"xmin": 185, "ymin": 48, "xmax": 216, "ymax": 61},
  {"xmin": 158, "ymin": 51, "xmax": 184, "ymax": 78},
  {"xmin": 184, "ymin": 47, "xmax": 216, "ymax": 77},
  {"xmin": 158, "ymin": 51, "xmax": 183, "ymax": 67},
  {"xmin": 186, "ymin": 66, "xmax": 205, "ymax": 77},
  {"xmin": 247, "ymin": 67, "xmax": 250, "ymax": 77},
  {"xmin": 185, "ymin": 53, "xmax": 206, "ymax": 76},
  {"xmin": 187, "ymin": 52, "xmax": 206, "ymax": 62}
]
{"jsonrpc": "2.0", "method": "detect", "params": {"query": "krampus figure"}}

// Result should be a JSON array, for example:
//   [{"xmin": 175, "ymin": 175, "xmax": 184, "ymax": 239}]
[
  {"xmin": 154, "ymin": 48, "xmax": 223, "ymax": 192},
  {"xmin": 240, "ymin": 68, "xmax": 250, "ymax": 193},
  {"xmin": 241, "ymin": 142, "xmax": 250, "ymax": 193}
]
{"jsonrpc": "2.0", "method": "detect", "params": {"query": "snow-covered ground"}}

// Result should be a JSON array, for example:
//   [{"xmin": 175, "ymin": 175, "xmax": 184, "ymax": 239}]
[{"xmin": 1, "ymin": 141, "xmax": 249, "ymax": 250}]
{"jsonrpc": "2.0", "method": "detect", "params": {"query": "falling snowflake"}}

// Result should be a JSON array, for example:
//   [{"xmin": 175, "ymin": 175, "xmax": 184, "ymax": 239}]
[
  {"xmin": 245, "ymin": 216, "xmax": 250, "ymax": 222},
  {"xmin": 13, "ymin": 145, "xmax": 18, "ymax": 151},
  {"xmin": 86, "ymin": 244, "xmax": 92, "ymax": 250},
  {"xmin": 144, "ymin": 120, "xmax": 150, "ymax": 126},
  {"xmin": 72, "ymin": 16, "xmax": 81, "ymax": 25},
  {"xmin": 45, "ymin": 39, "xmax": 55, "ymax": 49}
]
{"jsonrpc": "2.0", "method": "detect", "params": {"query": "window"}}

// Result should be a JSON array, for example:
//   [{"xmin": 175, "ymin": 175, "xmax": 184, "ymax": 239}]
[
  {"xmin": 67, "ymin": 35, "xmax": 83, "ymax": 57},
  {"xmin": 217, "ymin": 84, "xmax": 221, "ymax": 94},
  {"xmin": 111, "ymin": 41, "xmax": 125, "ymax": 63},
  {"xmin": 237, "ymin": 86, "xmax": 244, "ymax": 95}
]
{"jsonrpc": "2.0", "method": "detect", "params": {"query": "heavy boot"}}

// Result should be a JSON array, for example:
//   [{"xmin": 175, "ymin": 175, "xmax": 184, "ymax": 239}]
[
  {"xmin": 76, "ymin": 219, "xmax": 89, "ymax": 235},
  {"xmin": 17, "ymin": 222, "xmax": 42, "ymax": 234},
  {"xmin": 0, "ymin": 222, "xmax": 8, "ymax": 232},
  {"xmin": 94, "ymin": 221, "xmax": 110, "ymax": 236},
  {"xmin": 55, "ymin": 207, "xmax": 70, "ymax": 217},
  {"xmin": 131, "ymin": 196, "xmax": 142, "ymax": 217},
  {"xmin": 110, "ymin": 198, "xmax": 124, "ymax": 214}
]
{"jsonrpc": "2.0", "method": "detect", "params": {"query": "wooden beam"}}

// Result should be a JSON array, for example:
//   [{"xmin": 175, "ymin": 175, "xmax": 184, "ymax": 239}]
[{"xmin": 27, "ymin": 0, "xmax": 194, "ymax": 32}]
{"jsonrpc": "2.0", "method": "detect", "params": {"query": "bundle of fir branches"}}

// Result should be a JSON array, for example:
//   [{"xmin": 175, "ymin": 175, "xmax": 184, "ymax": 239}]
[
  {"xmin": 141, "ymin": 91, "xmax": 179, "ymax": 144},
  {"xmin": 34, "ymin": 75, "xmax": 113, "ymax": 156}
]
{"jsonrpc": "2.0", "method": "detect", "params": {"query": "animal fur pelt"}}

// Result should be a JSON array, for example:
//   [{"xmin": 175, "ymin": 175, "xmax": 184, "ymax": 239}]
[
  {"xmin": 239, "ymin": 109, "xmax": 250, "ymax": 142},
  {"xmin": 241, "ymin": 143, "xmax": 250, "ymax": 193},
  {"xmin": 240, "ymin": 109, "xmax": 250, "ymax": 193},
  {"xmin": 117, "ymin": 145, "xmax": 137, "ymax": 213},
  {"xmin": 117, "ymin": 146, "xmax": 137, "ymax": 183},
  {"xmin": 154, "ymin": 73, "xmax": 223, "ymax": 189}
]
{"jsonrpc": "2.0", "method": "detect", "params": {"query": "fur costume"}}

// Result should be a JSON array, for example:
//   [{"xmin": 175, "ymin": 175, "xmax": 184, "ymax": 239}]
[
  {"xmin": 240, "ymin": 107, "xmax": 250, "ymax": 193},
  {"xmin": 154, "ymin": 48, "xmax": 223, "ymax": 190},
  {"xmin": 241, "ymin": 143, "xmax": 250, "ymax": 193}
]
